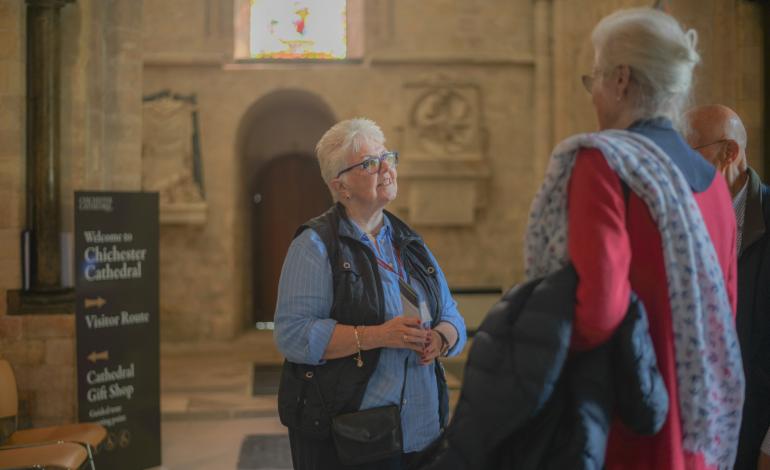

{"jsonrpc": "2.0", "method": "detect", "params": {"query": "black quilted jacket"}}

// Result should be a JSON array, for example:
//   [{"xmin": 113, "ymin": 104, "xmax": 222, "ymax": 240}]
[{"xmin": 416, "ymin": 264, "xmax": 668, "ymax": 470}]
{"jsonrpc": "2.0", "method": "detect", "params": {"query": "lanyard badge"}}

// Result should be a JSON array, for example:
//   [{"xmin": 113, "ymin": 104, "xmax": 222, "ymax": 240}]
[
  {"xmin": 399, "ymin": 278, "xmax": 431, "ymax": 326},
  {"xmin": 399, "ymin": 278, "xmax": 420, "ymax": 319}
]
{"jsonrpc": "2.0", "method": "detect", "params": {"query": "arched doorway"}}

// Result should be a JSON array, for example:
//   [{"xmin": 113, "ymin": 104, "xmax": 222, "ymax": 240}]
[
  {"xmin": 236, "ymin": 89, "xmax": 337, "ymax": 327},
  {"xmin": 251, "ymin": 154, "xmax": 332, "ymax": 322}
]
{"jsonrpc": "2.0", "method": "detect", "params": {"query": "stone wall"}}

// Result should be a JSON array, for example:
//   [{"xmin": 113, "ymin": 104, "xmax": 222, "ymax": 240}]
[
  {"xmin": 0, "ymin": 315, "xmax": 76, "ymax": 428},
  {"xmin": 0, "ymin": 0, "xmax": 144, "ymax": 428},
  {"xmin": 0, "ymin": 0, "xmax": 36, "ymax": 426},
  {"xmin": 143, "ymin": 0, "xmax": 765, "ymax": 342},
  {"xmin": 0, "ymin": 3, "xmax": 24, "ymax": 299},
  {"xmin": 61, "ymin": 0, "xmax": 144, "ymax": 231}
]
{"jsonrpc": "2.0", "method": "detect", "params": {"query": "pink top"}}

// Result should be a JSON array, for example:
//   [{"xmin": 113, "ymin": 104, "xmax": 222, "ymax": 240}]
[{"xmin": 567, "ymin": 148, "xmax": 738, "ymax": 470}]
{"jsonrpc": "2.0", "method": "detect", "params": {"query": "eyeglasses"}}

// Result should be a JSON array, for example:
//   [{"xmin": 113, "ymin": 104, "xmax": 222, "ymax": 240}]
[
  {"xmin": 692, "ymin": 139, "xmax": 729, "ymax": 151},
  {"xmin": 336, "ymin": 151, "xmax": 399, "ymax": 177}
]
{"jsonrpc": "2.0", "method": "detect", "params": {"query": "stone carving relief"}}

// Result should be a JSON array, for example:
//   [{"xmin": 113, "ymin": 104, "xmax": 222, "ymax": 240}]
[
  {"xmin": 395, "ymin": 78, "xmax": 490, "ymax": 226},
  {"xmin": 410, "ymin": 86, "xmax": 480, "ymax": 159},
  {"xmin": 142, "ymin": 91, "xmax": 207, "ymax": 224}
]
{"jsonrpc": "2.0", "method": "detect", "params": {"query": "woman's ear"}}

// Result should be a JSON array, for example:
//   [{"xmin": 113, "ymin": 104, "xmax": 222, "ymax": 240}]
[
  {"xmin": 330, "ymin": 178, "xmax": 346, "ymax": 199},
  {"xmin": 616, "ymin": 65, "xmax": 631, "ymax": 99}
]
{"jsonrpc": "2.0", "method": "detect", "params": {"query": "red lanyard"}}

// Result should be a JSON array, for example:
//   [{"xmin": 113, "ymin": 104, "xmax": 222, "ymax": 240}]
[{"xmin": 374, "ymin": 245, "xmax": 405, "ymax": 281}]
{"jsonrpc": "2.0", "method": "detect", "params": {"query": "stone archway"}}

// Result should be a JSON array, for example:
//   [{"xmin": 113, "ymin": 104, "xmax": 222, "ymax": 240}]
[{"xmin": 235, "ymin": 90, "xmax": 336, "ymax": 328}]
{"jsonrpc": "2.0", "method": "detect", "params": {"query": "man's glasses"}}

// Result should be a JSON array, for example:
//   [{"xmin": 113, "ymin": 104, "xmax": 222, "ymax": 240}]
[
  {"xmin": 336, "ymin": 151, "xmax": 399, "ymax": 177},
  {"xmin": 692, "ymin": 139, "xmax": 729, "ymax": 151}
]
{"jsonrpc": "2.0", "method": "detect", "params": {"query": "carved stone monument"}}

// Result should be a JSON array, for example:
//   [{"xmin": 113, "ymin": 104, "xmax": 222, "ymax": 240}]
[
  {"xmin": 142, "ymin": 92, "xmax": 207, "ymax": 224},
  {"xmin": 395, "ymin": 77, "xmax": 490, "ymax": 226}
]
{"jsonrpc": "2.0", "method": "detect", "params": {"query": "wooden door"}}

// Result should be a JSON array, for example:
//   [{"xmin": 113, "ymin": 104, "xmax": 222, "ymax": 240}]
[{"xmin": 252, "ymin": 154, "xmax": 332, "ymax": 323}]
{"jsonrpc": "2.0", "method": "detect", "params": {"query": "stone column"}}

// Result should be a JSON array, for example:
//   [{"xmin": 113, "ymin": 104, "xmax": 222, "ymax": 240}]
[{"xmin": 24, "ymin": 0, "xmax": 73, "ymax": 302}]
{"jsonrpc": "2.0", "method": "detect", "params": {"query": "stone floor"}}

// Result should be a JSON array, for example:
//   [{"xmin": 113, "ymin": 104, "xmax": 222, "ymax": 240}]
[{"xmin": 156, "ymin": 330, "xmax": 467, "ymax": 470}]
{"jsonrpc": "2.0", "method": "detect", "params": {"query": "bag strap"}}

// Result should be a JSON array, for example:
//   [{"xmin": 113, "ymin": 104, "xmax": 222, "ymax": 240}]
[{"xmin": 313, "ymin": 355, "xmax": 411, "ymax": 417}]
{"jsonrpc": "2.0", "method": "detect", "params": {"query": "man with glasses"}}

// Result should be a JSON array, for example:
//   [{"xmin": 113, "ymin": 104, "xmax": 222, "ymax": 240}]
[{"xmin": 685, "ymin": 104, "xmax": 770, "ymax": 470}]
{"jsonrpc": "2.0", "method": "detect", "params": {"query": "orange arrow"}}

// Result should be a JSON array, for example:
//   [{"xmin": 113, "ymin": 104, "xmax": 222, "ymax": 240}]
[
  {"xmin": 84, "ymin": 297, "xmax": 106, "ymax": 309},
  {"xmin": 87, "ymin": 351, "xmax": 109, "ymax": 363}
]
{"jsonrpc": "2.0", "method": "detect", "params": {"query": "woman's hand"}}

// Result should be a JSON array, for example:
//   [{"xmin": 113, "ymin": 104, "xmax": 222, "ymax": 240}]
[
  {"xmin": 419, "ymin": 330, "xmax": 442, "ymax": 365},
  {"xmin": 366, "ymin": 316, "xmax": 428, "ymax": 353}
]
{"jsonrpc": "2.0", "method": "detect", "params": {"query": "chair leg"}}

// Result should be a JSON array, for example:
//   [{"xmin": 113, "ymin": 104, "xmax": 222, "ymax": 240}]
[{"xmin": 86, "ymin": 444, "xmax": 96, "ymax": 470}]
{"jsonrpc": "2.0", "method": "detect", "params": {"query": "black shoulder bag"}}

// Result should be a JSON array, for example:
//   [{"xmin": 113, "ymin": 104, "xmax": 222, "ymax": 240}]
[{"xmin": 325, "ymin": 357, "xmax": 409, "ymax": 466}]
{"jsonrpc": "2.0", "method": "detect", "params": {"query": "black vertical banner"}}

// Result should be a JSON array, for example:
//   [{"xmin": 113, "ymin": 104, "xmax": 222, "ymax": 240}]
[{"xmin": 75, "ymin": 192, "xmax": 160, "ymax": 470}]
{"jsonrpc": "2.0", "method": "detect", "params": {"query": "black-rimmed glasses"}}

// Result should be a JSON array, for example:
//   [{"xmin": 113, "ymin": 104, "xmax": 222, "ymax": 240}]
[{"xmin": 336, "ymin": 151, "xmax": 399, "ymax": 178}]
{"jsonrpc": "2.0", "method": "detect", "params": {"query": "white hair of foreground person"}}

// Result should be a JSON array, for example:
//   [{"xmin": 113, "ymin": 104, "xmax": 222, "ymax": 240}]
[{"xmin": 592, "ymin": 8, "xmax": 700, "ymax": 128}]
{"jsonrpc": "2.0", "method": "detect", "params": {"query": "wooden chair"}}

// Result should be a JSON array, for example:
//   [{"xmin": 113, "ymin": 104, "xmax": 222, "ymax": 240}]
[
  {"xmin": 0, "ymin": 359, "xmax": 107, "ymax": 470},
  {"xmin": 0, "ymin": 441, "xmax": 89, "ymax": 469}
]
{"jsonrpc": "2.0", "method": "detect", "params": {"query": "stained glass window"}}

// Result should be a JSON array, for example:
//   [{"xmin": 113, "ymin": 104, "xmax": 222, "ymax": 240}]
[{"xmin": 248, "ymin": 0, "xmax": 348, "ymax": 60}]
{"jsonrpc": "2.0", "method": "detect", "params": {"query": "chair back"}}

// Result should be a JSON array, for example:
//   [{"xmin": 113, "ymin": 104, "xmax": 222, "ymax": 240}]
[
  {"xmin": 0, "ymin": 359, "xmax": 18, "ymax": 444},
  {"xmin": 0, "ymin": 359, "xmax": 18, "ymax": 419}
]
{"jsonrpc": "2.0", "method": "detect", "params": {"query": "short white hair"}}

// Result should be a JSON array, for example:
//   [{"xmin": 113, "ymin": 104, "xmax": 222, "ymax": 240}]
[
  {"xmin": 315, "ymin": 118, "xmax": 385, "ymax": 198},
  {"xmin": 592, "ymin": 8, "xmax": 700, "ymax": 127}
]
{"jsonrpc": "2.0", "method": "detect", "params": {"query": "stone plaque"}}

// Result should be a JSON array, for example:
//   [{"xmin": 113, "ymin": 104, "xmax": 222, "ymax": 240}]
[{"xmin": 404, "ymin": 82, "xmax": 483, "ymax": 161}]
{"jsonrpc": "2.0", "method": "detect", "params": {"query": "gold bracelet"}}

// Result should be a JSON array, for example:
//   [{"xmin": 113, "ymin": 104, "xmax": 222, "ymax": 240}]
[{"xmin": 353, "ymin": 326, "xmax": 364, "ymax": 368}]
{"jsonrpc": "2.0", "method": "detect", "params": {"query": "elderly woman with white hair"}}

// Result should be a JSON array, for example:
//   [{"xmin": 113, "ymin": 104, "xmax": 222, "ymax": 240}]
[
  {"xmin": 274, "ymin": 118, "xmax": 467, "ymax": 470},
  {"xmin": 524, "ymin": 7, "xmax": 742, "ymax": 470}
]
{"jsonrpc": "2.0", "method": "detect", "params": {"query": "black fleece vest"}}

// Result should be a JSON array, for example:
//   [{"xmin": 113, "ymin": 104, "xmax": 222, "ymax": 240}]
[{"xmin": 277, "ymin": 204, "xmax": 448, "ymax": 439}]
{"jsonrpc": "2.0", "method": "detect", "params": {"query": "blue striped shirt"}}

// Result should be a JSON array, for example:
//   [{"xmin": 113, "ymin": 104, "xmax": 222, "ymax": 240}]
[{"xmin": 273, "ymin": 215, "xmax": 467, "ymax": 452}]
